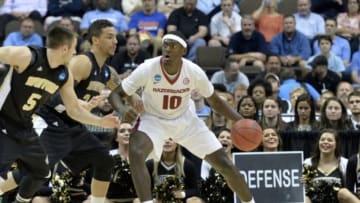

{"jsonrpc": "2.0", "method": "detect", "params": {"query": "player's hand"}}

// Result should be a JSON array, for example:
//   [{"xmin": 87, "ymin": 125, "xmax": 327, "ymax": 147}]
[
  {"xmin": 129, "ymin": 94, "xmax": 144, "ymax": 113},
  {"xmin": 122, "ymin": 106, "xmax": 139, "ymax": 123},
  {"xmin": 99, "ymin": 113, "xmax": 120, "ymax": 128},
  {"xmin": 87, "ymin": 94, "xmax": 108, "ymax": 110}
]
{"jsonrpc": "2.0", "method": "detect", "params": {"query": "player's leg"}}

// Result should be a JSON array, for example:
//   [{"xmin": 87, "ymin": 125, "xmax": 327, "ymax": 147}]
[
  {"xmin": 204, "ymin": 149, "xmax": 253, "ymax": 203},
  {"xmin": 128, "ymin": 130, "xmax": 154, "ymax": 202}
]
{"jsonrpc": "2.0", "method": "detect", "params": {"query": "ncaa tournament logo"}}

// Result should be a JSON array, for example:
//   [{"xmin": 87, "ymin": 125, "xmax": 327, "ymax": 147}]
[{"xmin": 153, "ymin": 74, "xmax": 162, "ymax": 84}]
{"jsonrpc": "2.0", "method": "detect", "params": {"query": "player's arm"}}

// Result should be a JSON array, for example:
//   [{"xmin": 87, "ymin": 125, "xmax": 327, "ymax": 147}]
[
  {"xmin": 0, "ymin": 46, "xmax": 32, "ymax": 73},
  {"xmin": 59, "ymin": 71, "xmax": 119, "ymax": 128},
  {"xmin": 206, "ymin": 91, "xmax": 243, "ymax": 121},
  {"xmin": 68, "ymin": 55, "xmax": 92, "ymax": 83}
]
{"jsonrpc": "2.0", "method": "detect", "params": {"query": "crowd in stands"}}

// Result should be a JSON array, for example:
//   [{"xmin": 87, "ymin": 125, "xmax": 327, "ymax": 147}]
[{"xmin": 3, "ymin": 0, "xmax": 360, "ymax": 202}]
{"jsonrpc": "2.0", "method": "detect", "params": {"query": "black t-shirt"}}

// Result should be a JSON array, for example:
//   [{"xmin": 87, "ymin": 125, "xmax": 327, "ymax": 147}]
[
  {"xmin": 304, "ymin": 70, "xmax": 341, "ymax": 94},
  {"xmin": 109, "ymin": 49, "xmax": 150, "ymax": 74}
]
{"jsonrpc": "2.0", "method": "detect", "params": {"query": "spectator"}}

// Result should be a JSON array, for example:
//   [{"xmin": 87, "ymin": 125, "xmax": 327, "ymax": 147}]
[
  {"xmin": 57, "ymin": 16, "xmax": 84, "ymax": 53},
  {"xmin": 44, "ymin": 0, "xmax": 84, "ymax": 31},
  {"xmin": 319, "ymin": 97, "xmax": 352, "ymax": 130},
  {"xmin": 0, "ymin": 0, "xmax": 46, "ymax": 42},
  {"xmin": 196, "ymin": 0, "xmax": 221, "ymax": 16},
  {"xmin": 278, "ymin": 68, "xmax": 320, "ymax": 102},
  {"xmin": 167, "ymin": 0, "xmax": 208, "ymax": 61},
  {"xmin": 247, "ymin": 78, "xmax": 273, "ymax": 112},
  {"xmin": 128, "ymin": 0, "xmax": 167, "ymax": 57},
  {"xmin": 236, "ymin": 95, "xmax": 258, "ymax": 120},
  {"xmin": 265, "ymin": 73, "xmax": 281, "ymax": 99},
  {"xmin": 258, "ymin": 97, "xmax": 286, "ymax": 131},
  {"xmin": 258, "ymin": 127, "xmax": 282, "ymax": 151},
  {"xmin": 336, "ymin": 0, "xmax": 360, "ymax": 39},
  {"xmin": 107, "ymin": 122, "xmax": 138, "ymax": 202},
  {"xmin": 313, "ymin": 18, "xmax": 351, "ymax": 66},
  {"xmin": 303, "ymin": 129, "xmax": 348, "ymax": 203},
  {"xmin": 80, "ymin": 0, "xmax": 128, "ymax": 36},
  {"xmin": 228, "ymin": 15, "xmax": 267, "ymax": 70},
  {"xmin": 350, "ymin": 39, "xmax": 360, "ymax": 85},
  {"xmin": 317, "ymin": 90, "xmax": 335, "ymax": 113},
  {"xmin": 336, "ymin": 81, "xmax": 353, "ymax": 110},
  {"xmin": 270, "ymin": 15, "xmax": 311, "ymax": 68},
  {"xmin": 146, "ymin": 138, "xmax": 200, "ymax": 202},
  {"xmin": 348, "ymin": 91, "xmax": 360, "ymax": 130},
  {"xmin": 210, "ymin": 59, "xmax": 249, "ymax": 93},
  {"xmin": 294, "ymin": 0, "xmax": 325, "ymax": 39},
  {"xmin": 109, "ymin": 34, "xmax": 151, "ymax": 79},
  {"xmin": 305, "ymin": 55, "xmax": 341, "ymax": 94},
  {"xmin": 255, "ymin": 54, "xmax": 282, "ymax": 80},
  {"xmin": 307, "ymin": 35, "xmax": 346, "ymax": 77},
  {"xmin": 3, "ymin": 17, "xmax": 43, "ymax": 47},
  {"xmin": 233, "ymin": 84, "xmax": 248, "ymax": 106},
  {"xmin": 286, "ymin": 93, "xmax": 319, "ymax": 131},
  {"xmin": 208, "ymin": 0, "xmax": 241, "ymax": 47},
  {"xmin": 252, "ymin": 0, "xmax": 283, "ymax": 43}
]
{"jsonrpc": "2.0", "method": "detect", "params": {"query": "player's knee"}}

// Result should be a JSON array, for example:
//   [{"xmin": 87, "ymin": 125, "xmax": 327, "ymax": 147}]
[{"xmin": 93, "ymin": 153, "xmax": 114, "ymax": 181}]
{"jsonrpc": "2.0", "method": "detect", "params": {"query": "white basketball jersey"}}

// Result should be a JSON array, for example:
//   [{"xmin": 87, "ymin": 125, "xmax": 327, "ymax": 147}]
[{"xmin": 122, "ymin": 56, "xmax": 214, "ymax": 119}]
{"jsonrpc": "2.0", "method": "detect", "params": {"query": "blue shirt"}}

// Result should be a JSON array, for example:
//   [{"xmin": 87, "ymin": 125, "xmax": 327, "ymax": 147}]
[
  {"xmin": 307, "ymin": 53, "xmax": 346, "ymax": 73},
  {"xmin": 351, "ymin": 51, "xmax": 360, "ymax": 77},
  {"xmin": 294, "ymin": 12, "xmax": 325, "ymax": 39},
  {"xmin": 270, "ymin": 30, "xmax": 311, "ymax": 60},
  {"xmin": 80, "ymin": 9, "xmax": 128, "ymax": 32},
  {"xmin": 3, "ymin": 32, "xmax": 43, "ymax": 47},
  {"xmin": 128, "ymin": 11, "xmax": 167, "ymax": 37},
  {"xmin": 279, "ymin": 79, "xmax": 320, "ymax": 101},
  {"xmin": 313, "ymin": 36, "xmax": 351, "ymax": 62}
]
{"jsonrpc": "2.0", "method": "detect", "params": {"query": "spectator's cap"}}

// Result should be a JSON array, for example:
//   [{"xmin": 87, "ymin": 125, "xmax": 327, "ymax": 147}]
[
  {"xmin": 162, "ymin": 31, "xmax": 187, "ymax": 48},
  {"xmin": 265, "ymin": 73, "xmax": 280, "ymax": 83}
]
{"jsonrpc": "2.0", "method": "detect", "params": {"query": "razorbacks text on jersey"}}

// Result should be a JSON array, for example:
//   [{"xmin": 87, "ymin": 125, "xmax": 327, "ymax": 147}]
[{"xmin": 122, "ymin": 56, "xmax": 214, "ymax": 119}]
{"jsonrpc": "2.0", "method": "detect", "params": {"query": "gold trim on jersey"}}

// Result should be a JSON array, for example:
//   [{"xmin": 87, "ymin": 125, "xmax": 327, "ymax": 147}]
[{"xmin": 25, "ymin": 76, "xmax": 59, "ymax": 94}]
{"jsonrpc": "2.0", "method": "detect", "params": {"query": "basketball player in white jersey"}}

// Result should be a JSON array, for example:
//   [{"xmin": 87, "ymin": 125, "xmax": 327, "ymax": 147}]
[{"xmin": 109, "ymin": 31, "xmax": 255, "ymax": 203}]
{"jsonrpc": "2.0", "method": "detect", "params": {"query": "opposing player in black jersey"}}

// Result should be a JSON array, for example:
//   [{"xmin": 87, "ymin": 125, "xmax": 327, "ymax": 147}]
[
  {"xmin": 32, "ymin": 20, "xmax": 139, "ymax": 203},
  {"xmin": 0, "ymin": 26, "xmax": 120, "ymax": 203}
]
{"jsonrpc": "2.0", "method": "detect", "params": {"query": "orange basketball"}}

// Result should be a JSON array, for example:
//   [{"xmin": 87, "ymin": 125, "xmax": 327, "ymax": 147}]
[{"xmin": 231, "ymin": 119, "xmax": 263, "ymax": 151}]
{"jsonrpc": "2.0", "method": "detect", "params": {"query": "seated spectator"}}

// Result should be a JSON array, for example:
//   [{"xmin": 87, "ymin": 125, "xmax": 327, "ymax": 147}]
[
  {"xmin": 158, "ymin": 0, "xmax": 184, "ymax": 17},
  {"xmin": 313, "ymin": 18, "xmax": 351, "ymax": 66},
  {"xmin": 317, "ymin": 90, "xmax": 335, "ymax": 113},
  {"xmin": 258, "ymin": 127, "xmax": 282, "ymax": 151},
  {"xmin": 109, "ymin": 34, "xmax": 151, "ymax": 79},
  {"xmin": 107, "ymin": 122, "xmax": 137, "ymax": 202},
  {"xmin": 305, "ymin": 55, "xmax": 341, "ymax": 94},
  {"xmin": 270, "ymin": 15, "xmax": 311, "ymax": 68},
  {"xmin": 247, "ymin": 78, "xmax": 273, "ymax": 113},
  {"xmin": 44, "ymin": 0, "xmax": 85, "ymax": 31},
  {"xmin": 167, "ymin": 0, "xmax": 208, "ymax": 61},
  {"xmin": 289, "ymin": 86, "xmax": 307, "ymax": 112},
  {"xmin": 252, "ymin": 0, "xmax": 283, "ymax": 43},
  {"xmin": 80, "ymin": 0, "xmax": 128, "ymax": 37},
  {"xmin": 336, "ymin": 81, "xmax": 353, "ymax": 110},
  {"xmin": 228, "ymin": 15, "xmax": 267, "ymax": 70},
  {"xmin": 233, "ymin": 84, "xmax": 248, "ymax": 106},
  {"xmin": 286, "ymin": 93, "xmax": 319, "ymax": 131},
  {"xmin": 210, "ymin": 59, "xmax": 249, "ymax": 93},
  {"xmin": 258, "ymin": 97, "xmax": 287, "ymax": 131},
  {"xmin": 191, "ymin": 89, "xmax": 211, "ymax": 121},
  {"xmin": 278, "ymin": 68, "xmax": 320, "ymax": 102},
  {"xmin": 57, "ymin": 16, "xmax": 84, "ymax": 53},
  {"xmin": 294, "ymin": 0, "xmax": 325, "ymax": 39},
  {"xmin": 319, "ymin": 97, "xmax": 352, "ymax": 130},
  {"xmin": 307, "ymin": 35, "xmax": 345, "ymax": 77},
  {"xmin": 303, "ymin": 129, "xmax": 348, "ymax": 203},
  {"xmin": 264, "ymin": 73, "xmax": 281, "ymax": 99},
  {"xmin": 0, "ymin": 0, "xmax": 47, "ymax": 42},
  {"xmin": 128, "ymin": 0, "xmax": 167, "ymax": 57},
  {"xmin": 145, "ymin": 138, "xmax": 200, "ymax": 202},
  {"xmin": 255, "ymin": 54, "xmax": 283, "ymax": 80},
  {"xmin": 236, "ymin": 95, "xmax": 258, "ymax": 120},
  {"xmin": 3, "ymin": 17, "xmax": 43, "ymax": 47},
  {"xmin": 208, "ymin": 0, "xmax": 241, "ymax": 47},
  {"xmin": 336, "ymin": 0, "xmax": 360, "ymax": 39},
  {"xmin": 349, "ymin": 91, "xmax": 360, "ymax": 130}
]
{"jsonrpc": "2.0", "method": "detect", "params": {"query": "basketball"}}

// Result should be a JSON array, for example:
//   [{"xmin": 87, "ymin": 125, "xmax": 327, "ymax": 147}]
[{"xmin": 231, "ymin": 119, "xmax": 263, "ymax": 151}]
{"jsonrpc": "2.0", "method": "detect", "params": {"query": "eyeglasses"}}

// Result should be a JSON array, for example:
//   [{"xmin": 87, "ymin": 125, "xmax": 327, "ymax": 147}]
[{"xmin": 119, "ymin": 128, "xmax": 132, "ymax": 133}]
